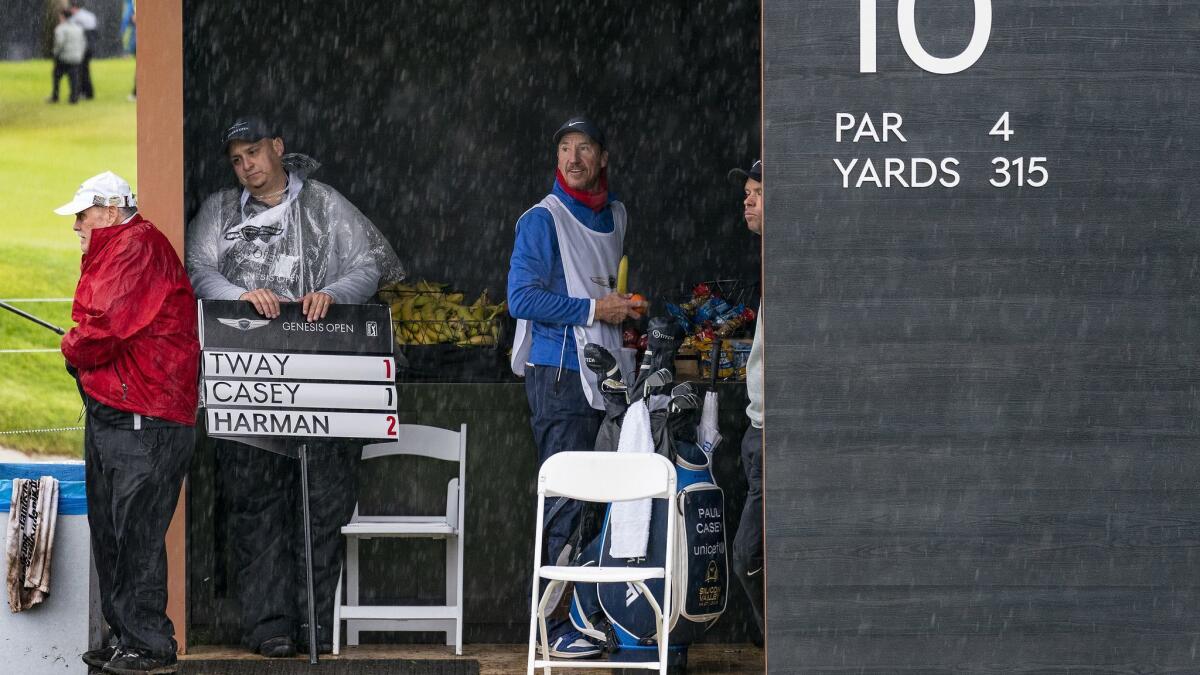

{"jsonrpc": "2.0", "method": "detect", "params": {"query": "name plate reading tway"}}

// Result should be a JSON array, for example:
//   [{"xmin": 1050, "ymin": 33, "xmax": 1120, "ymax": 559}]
[
  {"xmin": 198, "ymin": 300, "xmax": 399, "ymax": 440},
  {"xmin": 203, "ymin": 351, "xmax": 396, "ymax": 382}
]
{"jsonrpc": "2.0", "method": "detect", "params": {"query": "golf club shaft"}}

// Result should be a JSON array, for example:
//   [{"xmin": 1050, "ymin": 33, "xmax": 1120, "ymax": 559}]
[
  {"xmin": 709, "ymin": 339, "xmax": 720, "ymax": 388},
  {"xmin": 0, "ymin": 300, "xmax": 65, "ymax": 335}
]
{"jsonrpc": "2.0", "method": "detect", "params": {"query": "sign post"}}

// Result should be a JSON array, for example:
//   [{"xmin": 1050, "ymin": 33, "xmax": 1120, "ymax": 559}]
[{"xmin": 198, "ymin": 299, "xmax": 398, "ymax": 664}]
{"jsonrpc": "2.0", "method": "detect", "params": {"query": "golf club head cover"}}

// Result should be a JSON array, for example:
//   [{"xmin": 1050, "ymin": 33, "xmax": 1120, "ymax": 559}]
[
  {"xmin": 583, "ymin": 342, "xmax": 620, "ymax": 379},
  {"xmin": 644, "ymin": 316, "xmax": 687, "ymax": 376},
  {"xmin": 585, "ymin": 343, "xmax": 628, "ymax": 412}
]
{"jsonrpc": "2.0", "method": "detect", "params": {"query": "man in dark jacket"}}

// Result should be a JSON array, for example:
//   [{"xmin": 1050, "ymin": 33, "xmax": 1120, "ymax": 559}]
[
  {"xmin": 185, "ymin": 117, "xmax": 405, "ymax": 657},
  {"xmin": 56, "ymin": 171, "xmax": 199, "ymax": 675}
]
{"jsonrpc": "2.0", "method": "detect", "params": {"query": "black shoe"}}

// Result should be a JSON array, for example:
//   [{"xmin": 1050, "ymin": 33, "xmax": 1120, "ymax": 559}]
[
  {"xmin": 81, "ymin": 643, "xmax": 119, "ymax": 668},
  {"xmin": 296, "ymin": 637, "xmax": 334, "ymax": 654},
  {"xmin": 258, "ymin": 635, "xmax": 297, "ymax": 658},
  {"xmin": 102, "ymin": 648, "xmax": 178, "ymax": 674},
  {"xmin": 297, "ymin": 623, "xmax": 333, "ymax": 654}
]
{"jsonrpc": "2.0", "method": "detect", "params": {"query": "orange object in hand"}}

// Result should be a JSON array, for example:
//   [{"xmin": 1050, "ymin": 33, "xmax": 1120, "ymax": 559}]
[{"xmin": 630, "ymin": 293, "xmax": 648, "ymax": 316}]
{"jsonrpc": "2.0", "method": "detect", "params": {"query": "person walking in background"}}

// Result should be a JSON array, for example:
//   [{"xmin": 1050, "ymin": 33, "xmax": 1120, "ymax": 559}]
[
  {"xmin": 48, "ymin": 8, "xmax": 85, "ymax": 105},
  {"xmin": 68, "ymin": 0, "xmax": 99, "ymax": 100},
  {"xmin": 55, "ymin": 172, "xmax": 199, "ymax": 675},
  {"xmin": 120, "ymin": 0, "xmax": 136, "ymax": 100}
]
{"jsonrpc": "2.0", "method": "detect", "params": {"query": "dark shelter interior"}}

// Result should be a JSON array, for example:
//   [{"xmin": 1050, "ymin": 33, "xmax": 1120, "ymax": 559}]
[{"xmin": 182, "ymin": 0, "xmax": 762, "ymax": 646}]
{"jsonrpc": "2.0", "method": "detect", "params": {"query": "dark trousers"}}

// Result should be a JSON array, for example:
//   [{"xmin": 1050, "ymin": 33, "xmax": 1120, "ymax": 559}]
[
  {"xmin": 50, "ymin": 59, "xmax": 80, "ymax": 103},
  {"xmin": 80, "ymin": 32, "xmax": 95, "ymax": 98},
  {"xmin": 85, "ymin": 401, "xmax": 194, "ymax": 658},
  {"xmin": 525, "ymin": 365, "xmax": 603, "ymax": 567},
  {"xmin": 216, "ymin": 439, "xmax": 360, "ymax": 649},
  {"xmin": 732, "ymin": 423, "xmax": 764, "ymax": 639},
  {"xmin": 525, "ymin": 365, "xmax": 603, "ymax": 639}
]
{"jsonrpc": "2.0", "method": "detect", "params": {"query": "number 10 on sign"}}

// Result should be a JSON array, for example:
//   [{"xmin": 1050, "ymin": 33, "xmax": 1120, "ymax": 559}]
[{"xmin": 860, "ymin": 0, "xmax": 992, "ymax": 74}]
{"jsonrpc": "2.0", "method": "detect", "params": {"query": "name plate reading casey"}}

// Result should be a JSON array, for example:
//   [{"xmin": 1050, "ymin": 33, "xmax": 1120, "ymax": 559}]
[
  {"xmin": 203, "ymin": 380, "xmax": 397, "ymax": 410},
  {"xmin": 199, "ymin": 300, "xmax": 399, "ymax": 441}
]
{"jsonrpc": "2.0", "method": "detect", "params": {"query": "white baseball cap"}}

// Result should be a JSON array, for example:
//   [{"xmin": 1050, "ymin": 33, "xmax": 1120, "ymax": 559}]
[{"xmin": 53, "ymin": 171, "xmax": 138, "ymax": 216}]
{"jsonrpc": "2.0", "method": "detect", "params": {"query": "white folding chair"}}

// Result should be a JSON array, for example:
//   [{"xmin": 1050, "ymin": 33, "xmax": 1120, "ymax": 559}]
[
  {"xmin": 333, "ymin": 423, "xmax": 467, "ymax": 655},
  {"xmin": 526, "ymin": 451, "xmax": 677, "ymax": 674}
]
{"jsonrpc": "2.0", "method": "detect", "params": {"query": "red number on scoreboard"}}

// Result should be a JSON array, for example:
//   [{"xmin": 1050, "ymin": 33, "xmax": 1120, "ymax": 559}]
[
  {"xmin": 384, "ymin": 359, "xmax": 392, "ymax": 379},
  {"xmin": 386, "ymin": 415, "xmax": 397, "ymax": 436}
]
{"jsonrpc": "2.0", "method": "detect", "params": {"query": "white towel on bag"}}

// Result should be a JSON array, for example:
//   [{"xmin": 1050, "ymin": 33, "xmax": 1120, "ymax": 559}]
[{"xmin": 609, "ymin": 398, "xmax": 655, "ymax": 559}]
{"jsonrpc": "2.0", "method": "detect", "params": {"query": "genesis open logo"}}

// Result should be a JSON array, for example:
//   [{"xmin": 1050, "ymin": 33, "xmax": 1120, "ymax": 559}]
[{"xmin": 218, "ymin": 318, "xmax": 271, "ymax": 331}]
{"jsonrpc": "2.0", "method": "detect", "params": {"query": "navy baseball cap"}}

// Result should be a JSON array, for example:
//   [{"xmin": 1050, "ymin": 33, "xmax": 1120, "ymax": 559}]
[
  {"xmin": 553, "ymin": 116, "xmax": 606, "ymax": 149},
  {"xmin": 222, "ymin": 116, "xmax": 277, "ymax": 151},
  {"xmin": 728, "ymin": 159, "xmax": 762, "ymax": 185}
]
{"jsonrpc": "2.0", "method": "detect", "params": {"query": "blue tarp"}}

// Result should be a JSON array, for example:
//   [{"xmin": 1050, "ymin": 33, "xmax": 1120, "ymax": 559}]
[{"xmin": 0, "ymin": 463, "xmax": 87, "ymax": 515}]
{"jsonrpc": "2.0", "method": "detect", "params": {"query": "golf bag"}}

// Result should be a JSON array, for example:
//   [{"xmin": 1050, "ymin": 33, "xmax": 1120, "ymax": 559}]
[
  {"xmin": 570, "ymin": 322, "xmax": 729, "ymax": 659},
  {"xmin": 569, "ymin": 440, "xmax": 728, "ymax": 651}
]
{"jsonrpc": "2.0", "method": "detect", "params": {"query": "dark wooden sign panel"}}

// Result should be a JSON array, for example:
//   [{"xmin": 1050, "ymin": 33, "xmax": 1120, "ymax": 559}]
[
  {"xmin": 199, "ymin": 299, "xmax": 394, "ymax": 354},
  {"xmin": 763, "ymin": 1, "xmax": 1200, "ymax": 671}
]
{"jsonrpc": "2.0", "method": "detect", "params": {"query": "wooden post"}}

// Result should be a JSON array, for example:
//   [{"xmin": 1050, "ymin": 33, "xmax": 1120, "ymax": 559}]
[{"xmin": 136, "ymin": 0, "xmax": 187, "ymax": 654}]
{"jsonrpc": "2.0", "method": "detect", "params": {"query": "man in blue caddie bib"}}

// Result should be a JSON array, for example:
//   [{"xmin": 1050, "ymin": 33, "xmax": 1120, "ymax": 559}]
[{"xmin": 507, "ymin": 116, "xmax": 643, "ymax": 658}]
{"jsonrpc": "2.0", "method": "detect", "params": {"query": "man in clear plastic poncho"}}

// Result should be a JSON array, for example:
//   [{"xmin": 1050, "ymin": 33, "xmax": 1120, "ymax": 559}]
[{"xmin": 185, "ymin": 116, "xmax": 404, "ymax": 658}]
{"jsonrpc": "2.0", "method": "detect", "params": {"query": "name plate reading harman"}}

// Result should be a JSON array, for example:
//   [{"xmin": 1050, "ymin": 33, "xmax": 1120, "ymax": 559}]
[
  {"xmin": 207, "ymin": 409, "xmax": 400, "ymax": 439},
  {"xmin": 198, "ymin": 300, "xmax": 399, "ymax": 441}
]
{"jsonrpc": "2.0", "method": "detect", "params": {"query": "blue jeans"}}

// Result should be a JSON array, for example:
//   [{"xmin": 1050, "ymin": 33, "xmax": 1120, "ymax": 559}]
[
  {"xmin": 526, "ymin": 365, "xmax": 604, "ymax": 640},
  {"xmin": 525, "ymin": 365, "xmax": 604, "ymax": 568}
]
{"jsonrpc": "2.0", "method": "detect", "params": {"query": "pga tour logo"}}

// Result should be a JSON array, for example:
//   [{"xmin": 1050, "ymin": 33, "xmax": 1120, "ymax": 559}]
[{"xmin": 366, "ymin": 321, "xmax": 378, "ymax": 337}]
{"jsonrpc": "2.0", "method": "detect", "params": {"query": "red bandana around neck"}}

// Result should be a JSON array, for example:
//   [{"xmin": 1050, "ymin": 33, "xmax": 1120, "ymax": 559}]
[{"xmin": 555, "ymin": 168, "xmax": 609, "ymax": 212}]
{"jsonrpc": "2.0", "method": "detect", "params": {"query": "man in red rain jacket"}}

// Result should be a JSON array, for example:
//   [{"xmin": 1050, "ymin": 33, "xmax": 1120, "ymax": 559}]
[{"xmin": 56, "ymin": 171, "xmax": 198, "ymax": 675}]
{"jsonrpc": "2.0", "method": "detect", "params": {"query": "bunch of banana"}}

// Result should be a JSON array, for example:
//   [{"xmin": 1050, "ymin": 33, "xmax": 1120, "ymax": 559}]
[
  {"xmin": 383, "ymin": 280, "xmax": 506, "ymax": 347},
  {"xmin": 378, "ymin": 279, "xmax": 451, "ymax": 304}
]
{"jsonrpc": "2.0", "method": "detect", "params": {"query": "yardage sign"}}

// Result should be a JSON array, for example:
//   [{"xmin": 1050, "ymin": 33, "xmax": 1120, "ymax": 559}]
[
  {"xmin": 766, "ymin": 0, "xmax": 1199, "ymax": 671},
  {"xmin": 198, "ymin": 300, "xmax": 399, "ymax": 440}
]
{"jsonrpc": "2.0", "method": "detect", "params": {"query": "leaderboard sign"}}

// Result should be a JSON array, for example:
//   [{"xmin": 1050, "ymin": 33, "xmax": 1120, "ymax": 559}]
[{"xmin": 198, "ymin": 300, "xmax": 399, "ymax": 440}]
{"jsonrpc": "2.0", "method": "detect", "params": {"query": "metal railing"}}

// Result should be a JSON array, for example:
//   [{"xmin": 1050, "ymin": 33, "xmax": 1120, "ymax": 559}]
[{"xmin": 0, "ymin": 298, "xmax": 82, "ymax": 444}]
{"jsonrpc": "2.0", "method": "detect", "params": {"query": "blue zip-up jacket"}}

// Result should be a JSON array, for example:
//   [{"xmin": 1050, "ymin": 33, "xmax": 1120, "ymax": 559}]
[{"xmin": 508, "ymin": 180, "xmax": 618, "ymax": 372}]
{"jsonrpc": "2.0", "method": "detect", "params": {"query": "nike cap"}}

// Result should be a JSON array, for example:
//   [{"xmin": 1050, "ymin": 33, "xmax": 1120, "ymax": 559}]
[
  {"xmin": 53, "ymin": 171, "xmax": 137, "ymax": 215},
  {"xmin": 553, "ymin": 116, "xmax": 606, "ymax": 149},
  {"xmin": 728, "ymin": 159, "xmax": 762, "ymax": 186}
]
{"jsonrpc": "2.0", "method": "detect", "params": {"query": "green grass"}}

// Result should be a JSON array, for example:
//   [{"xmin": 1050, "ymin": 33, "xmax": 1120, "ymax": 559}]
[{"xmin": 0, "ymin": 57, "xmax": 136, "ymax": 456}]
